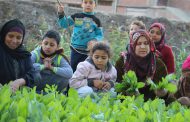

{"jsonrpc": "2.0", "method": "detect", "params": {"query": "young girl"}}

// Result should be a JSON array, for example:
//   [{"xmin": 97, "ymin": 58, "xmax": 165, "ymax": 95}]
[
  {"xmin": 115, "ymin": 30, "xmax": 168, "ymax": 100},
  {"xmin": 31, "ymin": 30, "xmax": 73, "ymax": 93},
  {"xmin": 149, "ymin": 22, "xmax": 175, "ymax": 74},
  {"xmin": 69, "ymin": 42, "xmax": 117, "ymax": 97}
]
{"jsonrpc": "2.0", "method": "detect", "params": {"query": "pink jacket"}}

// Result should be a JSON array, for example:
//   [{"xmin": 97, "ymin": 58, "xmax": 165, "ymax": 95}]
[
  {"xmin": 69, "ymin": 59, "xmax": 117, "ymax": 89},
  {"xmin": 182, "ymin": 55, "xmax": 190, "ymax": 70}
]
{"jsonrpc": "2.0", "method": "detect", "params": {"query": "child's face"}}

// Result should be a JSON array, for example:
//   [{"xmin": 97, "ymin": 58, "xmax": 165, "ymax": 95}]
[
  {"xmin": 149, "ymin": 27, "xmax": 162, "ymax": 43},
  {"xmin": 41, "ymin": 37, "xmax": 58, "ymax": 55},
  {"xmin": 5, "ymin": 32, "xmax": 23, "ymax": 49},
  {"xmin": 92, "ymin": 50, "xmax": 109, "ymax": 71},
  {"xmin": 135, "ymin": 36, "xmax": 150, "ymax": 57},
  {"xmin": 81, "ymin": 0, "xmax": 96, "ymax": 13},
  {"xmin": 129, "ymin": 24, "xmax": 141, "ymax": 36}
]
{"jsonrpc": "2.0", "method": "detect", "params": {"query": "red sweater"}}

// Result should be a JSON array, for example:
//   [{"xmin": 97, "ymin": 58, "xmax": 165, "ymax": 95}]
[
  {"xmin": 182, "ymin": 55, "xmax": 190, "ymax": 70},
  {"xmin": 158, "ymin": 45, "xmax": 175, "ymax": 74},
  {"xmin": 149, "ymin": 22, "xmax": 175, "ymax": 74}
]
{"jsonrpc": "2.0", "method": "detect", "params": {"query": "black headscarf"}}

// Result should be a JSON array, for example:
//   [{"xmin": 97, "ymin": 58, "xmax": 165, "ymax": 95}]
[
  {"xmin": 0, "ymin": 19, "xmax": 31, "ymax": 59},
  {"xmin": 0, "ymin": 19, "xmax": 31, "ymax": 84}
]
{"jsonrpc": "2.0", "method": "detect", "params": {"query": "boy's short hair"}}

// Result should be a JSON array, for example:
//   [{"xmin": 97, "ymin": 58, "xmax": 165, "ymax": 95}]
[
  {"xmin": 131, "ymin": 20, "xmax": 146, "ymax": 30},
  {"xmin": 82, "ymin": 0, "xmax": 97, "ymax": 4},
  {"xmin": 43, "ymin": 30, "xmax": 61, "ymax": 45}
]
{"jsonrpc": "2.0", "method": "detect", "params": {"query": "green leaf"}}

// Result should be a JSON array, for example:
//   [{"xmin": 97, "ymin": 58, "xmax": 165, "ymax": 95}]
[
  {"xmin": 165, "ymin": 83, "xmax": 177, "ymax": 93},
  {"xmin": 165, "ymin": 74, "xmax": 176, "ymax": 81},
  {"xmin": 147, "ymin": 78, "xmax": 157, "ymax": 90},
  {"xmin": 137, "ymin": 82, "xmax": 145, "ymax": 89},
  {"xmin": 17, "ymin": 116, "xmax": 26, "ymax": 122}
]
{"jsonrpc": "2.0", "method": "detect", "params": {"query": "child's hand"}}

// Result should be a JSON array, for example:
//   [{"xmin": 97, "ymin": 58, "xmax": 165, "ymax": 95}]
[
  {"xmin": 93, "ymin": 80, "xmax": 103, "ymax": 89},
  {"xmin": 102, "ymin": 82, "xmax": 111, "ymax": 90},
  {"xmin": 57, "ymin": 4, "xmax": 64, "ymax": 13},
  {"xmin": 87, "ymin": 40, "xmax": 97, "ymax": 51},
  {"xmin": 43, "ymin": 58, "xmax": 52, "ymax": 69}
]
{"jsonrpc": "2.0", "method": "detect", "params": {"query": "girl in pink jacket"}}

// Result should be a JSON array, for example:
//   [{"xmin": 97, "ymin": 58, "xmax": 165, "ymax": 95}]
[{"xmin": 69, "ymin": 42, "xmax": 117, "ymax": 97}]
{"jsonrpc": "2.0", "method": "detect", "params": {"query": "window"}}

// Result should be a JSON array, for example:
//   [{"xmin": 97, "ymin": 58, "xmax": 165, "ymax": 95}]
[{"xmin": 157, "ymin": 0, "xmax": 168, "ymax": 6}]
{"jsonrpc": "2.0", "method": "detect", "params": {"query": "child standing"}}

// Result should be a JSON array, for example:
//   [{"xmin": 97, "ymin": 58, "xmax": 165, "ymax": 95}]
[
  {"xmin": 69, "ymin": 42, "xmax": 117, "ymax": 97},
  {"xmin": 57, "ymin": 0, "xmax": 104, "ymax": 72},
  {"xmin": 31, "ymin": 30, "xmax": 73, "ymax": 93},
  {"xmin": 149, "ymin": 22, "xmax": 175, "ymax": 74}
]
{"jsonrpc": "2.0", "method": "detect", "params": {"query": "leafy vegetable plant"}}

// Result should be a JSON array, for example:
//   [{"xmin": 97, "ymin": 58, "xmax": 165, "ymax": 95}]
[{"xmin": 115, "ymin": 70, "xmax": 145, "ymax": 95}]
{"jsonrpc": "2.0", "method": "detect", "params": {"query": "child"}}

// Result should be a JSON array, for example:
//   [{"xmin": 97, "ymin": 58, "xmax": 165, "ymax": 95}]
[
  {"xmin": 69, "ymin": 42, "xmax": 117, "ymax": 97},
  {"xmin": 57, "ymin": 0, "xmax": 104, "ymax": 72},
  {"xmin": 129, "ymin": 20, "xmax": 146, "ymax": 36},
  {"xmin": 149, "ymin": 22, "xmax": 175, "ymax": 74},
  {"xmin": 126, "ymin": 20, "xmax": 146, "ymax": 50},
  {"xmin": 31, "ymin": 30, "xmax": 73, "ymax": 93},
  {"xmin": 115, "ymin": 30, "xmax": 168, "ymax": 100}
]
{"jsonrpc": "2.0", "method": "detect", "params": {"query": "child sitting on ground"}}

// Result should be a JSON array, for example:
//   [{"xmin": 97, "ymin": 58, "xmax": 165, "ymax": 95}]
[
  {"xmin": 69, "ymin": 42, "xmax": 117, "ymax": 97},
  {"xmin": 31, "ymin": 30, "xmax": 73, "ymax": 93}
]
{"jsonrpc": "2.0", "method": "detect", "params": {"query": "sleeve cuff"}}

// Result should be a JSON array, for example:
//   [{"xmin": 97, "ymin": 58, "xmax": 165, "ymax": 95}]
[
  {"xmin": 40, "ymin": 65, "xmax": 45, "ymax": 70},
  {"xmin": 58, "ymin": 12, "xmax": 65, "ymax": 19},
  {"xmin": 52, "ymin": 67, "xmax": 58, "ymax": 73}
]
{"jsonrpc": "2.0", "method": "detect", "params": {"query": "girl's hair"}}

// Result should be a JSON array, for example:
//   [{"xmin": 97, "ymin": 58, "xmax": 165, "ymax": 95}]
[
  {"xmin": 90, "ymin": 42, "xmax": 112, "ymax": 58},
  {"xmin": 131, "ymin": 20, "xmax": 146, "ymax": 30},
  {"xmin": 43, "ymin": 30, "xmax": 61, "ymax": 45}
]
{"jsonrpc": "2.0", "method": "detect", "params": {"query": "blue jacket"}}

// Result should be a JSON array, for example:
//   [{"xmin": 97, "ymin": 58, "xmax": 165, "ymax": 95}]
[
  {"xmin": 58, "ymin": 12, "xmax": 104, "ymax": 50},
  {"xmin": 31, "ymin": 47, "xmax": 73, "ymax": 92}
]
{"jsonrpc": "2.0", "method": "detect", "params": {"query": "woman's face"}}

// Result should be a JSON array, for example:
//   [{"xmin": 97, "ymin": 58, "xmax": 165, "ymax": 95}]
[
  {"xmin": 149, "ymin": 27, "xmax": 162, "ymax": 43},
  {"xmin": 135, "ymin": 36, "xmax": 150, "ymax": 57},
  {"xmin": 92, "ymin": 50, "xmax": 109, "ymax": 71},
  {"xmin": 5, "ymin": 32, "xmax": 23, "ymax": 49}
]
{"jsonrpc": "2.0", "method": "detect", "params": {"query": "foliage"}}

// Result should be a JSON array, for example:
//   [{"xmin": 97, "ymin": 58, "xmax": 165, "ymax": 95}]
[
  {"xmin": 115, "ymin": 70, "xmax": 145, "ymax": 95},
  {"xmin": 0, "ymin": 85, "xmax": 190, "ymax": 121},
  {"xmin": 106, "ymin": 26, "xmax": 129, "ymax": 64},
  {"xmin": 147, "ymin": 74, "xmax": 177, "ymax": 93},
  {"xmin": 172, "ymin": 42, "xmax": 190, "ymax": 79}
]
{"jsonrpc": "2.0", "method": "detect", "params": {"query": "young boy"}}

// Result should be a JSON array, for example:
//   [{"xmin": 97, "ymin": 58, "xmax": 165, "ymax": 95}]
[
  {"xmin": 129, "ymin": 20, "xmax": 146, "ymax": 36},
  {"xmin": 126, "ymin": 20, "xmax": 146, "ymax": 50},
  {"xmin": 57, "ymin": 0, "xmax": 104, "ymax": 72},
  {"xmin": 31, "ymin": 30, "xmax": 73, "ymax": 93}
]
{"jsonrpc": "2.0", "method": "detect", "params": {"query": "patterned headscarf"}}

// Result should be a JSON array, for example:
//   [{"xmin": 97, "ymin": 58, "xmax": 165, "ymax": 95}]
[{"xmin": 124, "ymin": 30, "xmax": 156, "ymax": 81}]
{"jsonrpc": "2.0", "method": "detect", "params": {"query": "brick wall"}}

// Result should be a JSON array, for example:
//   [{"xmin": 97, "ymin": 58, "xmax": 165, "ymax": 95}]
[
  {"xmin": 117, "ymin": 0, "xmax": 150, "ymax": 7},
  {"xmin": 168, "ymin": 0, "xmax": 190, "ymax": 12}
]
